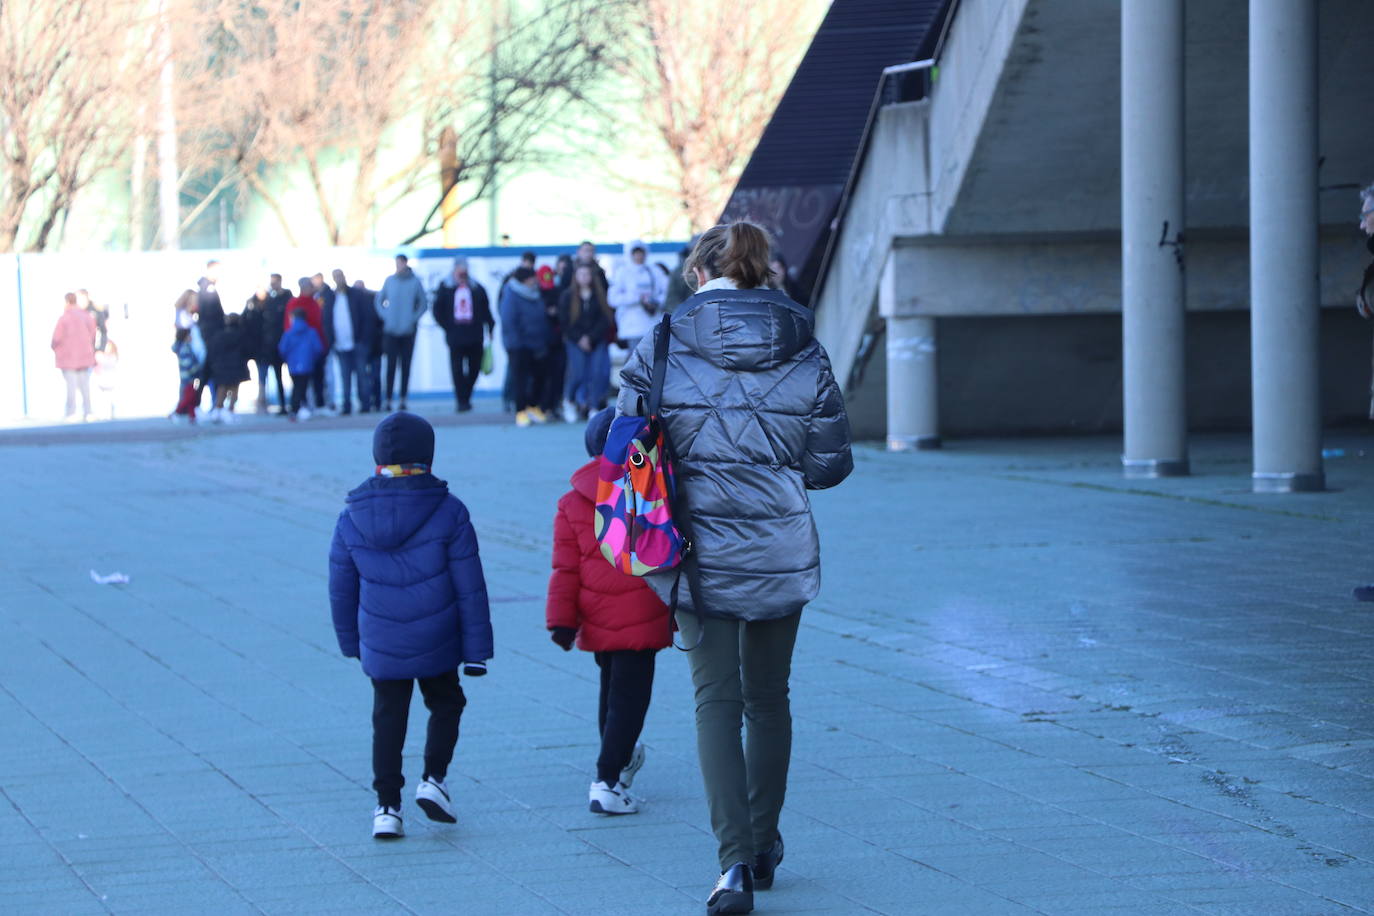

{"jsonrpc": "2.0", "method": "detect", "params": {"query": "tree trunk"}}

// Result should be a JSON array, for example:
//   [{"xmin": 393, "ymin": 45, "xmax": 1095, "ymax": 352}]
[{"xmin": 156, "ymin": 0, "xmax": 180, "ymax": 250}]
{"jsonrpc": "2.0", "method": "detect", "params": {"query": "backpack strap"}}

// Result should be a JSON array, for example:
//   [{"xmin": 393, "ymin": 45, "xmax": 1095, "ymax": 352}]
[{"xmin": 647, "ymin": 313, "xmax": 672, "ymax": 418}]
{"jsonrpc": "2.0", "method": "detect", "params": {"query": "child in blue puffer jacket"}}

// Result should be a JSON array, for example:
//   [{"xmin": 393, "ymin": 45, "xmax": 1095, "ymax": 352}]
[{"xmin": 328, "ymin": 411, "xmax": 493, "ymax": 840}]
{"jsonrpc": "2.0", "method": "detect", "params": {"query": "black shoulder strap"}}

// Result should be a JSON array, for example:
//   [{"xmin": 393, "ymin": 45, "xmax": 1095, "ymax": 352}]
[{"xmin": 647, "ymin": 313, "xmax": 672, "ymax": 417}]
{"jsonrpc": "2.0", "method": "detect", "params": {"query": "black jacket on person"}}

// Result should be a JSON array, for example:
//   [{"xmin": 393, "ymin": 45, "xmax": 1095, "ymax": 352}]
[
  {"xmin": 323, "ymin": 286, "xmax": 379, "ymax": 354},
  {"xmin": 433, "ymin": 280, "xmax": 493, "ymax": 349},
  {"xmin": 241, "ymin": 296, "xmax": 268, "ymax": 363},
  {"xmin": 558, "ymin": 286, "xmax": 611, "ymax": 346},
  {"xmin": 196, "ymin": 278, "xmax": 225, "ymax": 341},
  {"xmin": 259, "ymin": 290, "xmax": 290, "ymax": 363},
  {"xmin": 206, "ymin": 324, "xmax": 251, "ymax": 386}
]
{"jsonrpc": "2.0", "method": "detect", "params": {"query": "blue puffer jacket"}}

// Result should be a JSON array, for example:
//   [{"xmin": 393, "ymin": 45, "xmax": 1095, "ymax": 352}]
[
  {"xmin": 328, "ymin": 475, "xmax": 493, "ymax": 680},
  {"xmin": 499, "ymin": 282, "xmax": 548, "ymax": 354}
]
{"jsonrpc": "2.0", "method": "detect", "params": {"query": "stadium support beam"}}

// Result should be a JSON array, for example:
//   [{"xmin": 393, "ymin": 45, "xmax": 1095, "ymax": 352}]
[
  {"xmin": 1249, "ymin": 0, "xmax": 1324, "ymax": 492},
  {"xmin": 1121, "ymin": 0, "xmax": 1188, "ymax": 478}
]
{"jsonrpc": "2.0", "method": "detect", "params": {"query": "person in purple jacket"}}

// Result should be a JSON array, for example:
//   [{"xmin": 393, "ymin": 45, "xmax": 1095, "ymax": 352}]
[{"xmin": 328, "ymin": 411, "xmax": 493, "ymax": 839}]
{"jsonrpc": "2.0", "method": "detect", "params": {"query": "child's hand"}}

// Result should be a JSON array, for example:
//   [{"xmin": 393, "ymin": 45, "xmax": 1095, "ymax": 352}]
[
  {"xmin": 550, "ymin": 627, "xmax": 576, "ymax": 651},
  {"xmin": 462, "ymin": 662, "xmax": 488, "ymax": 677}
]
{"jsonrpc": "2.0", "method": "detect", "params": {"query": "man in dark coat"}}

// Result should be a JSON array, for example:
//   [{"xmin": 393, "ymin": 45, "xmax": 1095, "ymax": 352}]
[
  {"xmin": 259, "ymin": 274, "xmax": 291, "ymax": 413},
  {"xmin": 325, "ymin": 269, "xmax": 379, "ymax": 415},
  {"xmin": 432, "ymin": 258, "xmax": 494, "ymax": 412},
  {"xmin": 328, "ymin": 412, "xmax": 493, "ymax": 839},
  {"xmin": 196, "ymin": 260, "xmax": 226, "ymax": 406}
]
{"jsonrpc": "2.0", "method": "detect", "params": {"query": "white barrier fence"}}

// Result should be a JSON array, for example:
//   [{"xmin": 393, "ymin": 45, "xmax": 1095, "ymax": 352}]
[{"xmin": 0, "ymin": 243, "xmax": 684, "ymax": 425}]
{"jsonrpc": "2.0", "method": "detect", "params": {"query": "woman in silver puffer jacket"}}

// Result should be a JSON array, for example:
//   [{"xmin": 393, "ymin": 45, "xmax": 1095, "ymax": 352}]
[{"xmin": 618, "ymin": 221, "xmax": 853, "ymax": 915}]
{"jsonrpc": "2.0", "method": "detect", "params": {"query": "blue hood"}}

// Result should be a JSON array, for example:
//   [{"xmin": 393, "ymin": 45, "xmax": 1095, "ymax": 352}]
[{"xmin": 344, "ymin": 476, "xmax": 449, "ymax": 550}]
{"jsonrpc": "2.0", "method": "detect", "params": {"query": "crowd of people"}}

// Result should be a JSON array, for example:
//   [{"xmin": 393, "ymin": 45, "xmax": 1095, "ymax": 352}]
[
  {"xmin": 147, "ymin": 238, "xmax": 801, "ymax": 427},
  {"xmin": 328, "ymin": 221, "xmax": 853, "ymax": 916}
]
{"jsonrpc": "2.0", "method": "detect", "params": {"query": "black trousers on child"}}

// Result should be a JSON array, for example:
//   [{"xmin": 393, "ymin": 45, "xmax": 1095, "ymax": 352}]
[
  {"xmin": 594, "ymin": 649, "xmax": 656, "ymax": 786},
  {"xmin": 371, "ymin": 671, "xmax": 467, "ymax": 809}
]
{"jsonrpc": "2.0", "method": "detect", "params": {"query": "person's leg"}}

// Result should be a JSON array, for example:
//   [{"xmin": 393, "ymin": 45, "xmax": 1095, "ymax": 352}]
[
  {"xmin": 460, "ymin": 344, "xmax": 484, "ymax": 409},
  {"xmin": 213, "ymin": 383, "xmax": 228, "ymax": 410},
  {"xmin": 447, "ymin": 343, "xmax": 464, "ymax": 409},
  {"xmin": 371, "ymin": 678, "xmax": 414, "ymax": 809},
  {"xmin": 416, "ymin": 671, "xmax": 466, "ymax": 782},
  {"xmin": 594, "ymin": 651, "xmax": 612, "ymax": 738},
  {"xmin": 398, "ymin": 333, "xmax": 416, "ymax": 404},
  {"xmin": 78, "ymin": 368, "xmax": 93, "ymax": 416},
  {"xmin": 273, "ymin": 362, "xmax": 287, "ymax": 411},
  {"xmin": 542, "ymin": 343, "xmax": 565, "ymax": 412},
  {"xmin": 339, "ymin": 349, "xmax": 356, "ymax": 413},
  {"xmin": 589, "ymin": 343, "xmax": 610, "ymax": 410},
  {"xmin": 62, "ymin": 370, "xmax": 77, "ymax": 417},
  {"xmin": 595, "ymin": 650, "xmax": 656, "ymax": 787},
  {"xmin": 741, "ymin": 612, "xmax": 802, "ymax": 859},
  {"xmin": 289, "ymin": 373, "xmax": 307, "ymax": 414},
  {"xmin": 508, "ymin": 348, "xmax": 529, "ymax": 412},
  {"xmin": 679, "ymin": 611, "xmax": 752, "ymax": 870},
  {"xmin": 311, "ymin": 358, "xmax": 326, "ymax": 408},
  {"xmin": 384, "ymin": 334, "xmax": 398, "ymax": 405}
]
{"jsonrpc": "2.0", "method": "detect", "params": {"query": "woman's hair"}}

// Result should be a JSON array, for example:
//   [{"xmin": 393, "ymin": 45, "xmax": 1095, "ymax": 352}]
[
  {"xmin": 175, "ymin": 326, "xmax": 190, "ymax": 343},
  {"xmin": 64, "ymin": 292, "xmax": 77, "ymax": 305},
  {"xmin": 174, "ymin": 289, "xmax": 195, "ymax": 312},
  {"xmin": 683, "ymin": 221, "xmax": 773, "ymax": 290},
  {"xmin": 568, "ymin": 268, "xmax": 610, "ymax": 326}
]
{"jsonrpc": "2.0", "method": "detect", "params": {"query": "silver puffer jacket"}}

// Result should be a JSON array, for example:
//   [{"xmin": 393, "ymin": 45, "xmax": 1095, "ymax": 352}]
[{"xmin": 617, "ymin": 286, "xmax": 853, "ymax": 621}]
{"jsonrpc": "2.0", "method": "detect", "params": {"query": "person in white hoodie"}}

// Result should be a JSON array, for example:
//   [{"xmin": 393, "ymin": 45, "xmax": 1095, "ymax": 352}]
[{"xmin": 608, "ymin": 240, "xmax": 667, "ymax": 354}]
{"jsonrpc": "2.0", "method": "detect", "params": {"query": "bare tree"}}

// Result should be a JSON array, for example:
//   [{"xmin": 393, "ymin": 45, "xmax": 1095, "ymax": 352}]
[
  {"xmin": 0, "ymin": 0, "xmax": 154, "ymax": 252},
  {"xmin": 164, "ymin": 0, "xmax": 623, "ymax": 248},
  {"xmin": 617, "ymin": 0, "xmax": 818, "ymax": 233}
]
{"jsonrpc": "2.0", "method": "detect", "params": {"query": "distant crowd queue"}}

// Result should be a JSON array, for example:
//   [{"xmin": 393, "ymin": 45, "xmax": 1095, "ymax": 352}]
[{"xmin": 156, "ymin": 241, "xmax": 802, "ymax": 427}]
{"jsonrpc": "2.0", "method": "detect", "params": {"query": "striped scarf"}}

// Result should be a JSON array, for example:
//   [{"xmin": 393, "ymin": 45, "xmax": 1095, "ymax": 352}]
[{"xmin": 375, "ymin": 463, "xmax": 430, "ymax": 478}]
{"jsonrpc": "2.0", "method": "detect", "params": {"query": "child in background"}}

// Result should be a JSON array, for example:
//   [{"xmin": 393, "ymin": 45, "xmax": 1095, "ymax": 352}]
[
  {"xmin": 171, "ymin": 327, "xmax": 202, "ymax": 424},
  {"xmin": 546, "ymin": 407, "xmax": 670, "ymax": 816},
  {"xmin": 207, "ymin": 312, "xmax": 251, "ymax": 423},
  {"xmin": 278, "ymin": 307, "xmax": 323, "ymax": 420},
  {"xmin": 328, "ymin": 412, "xmax": 494, "ymax": 839}
]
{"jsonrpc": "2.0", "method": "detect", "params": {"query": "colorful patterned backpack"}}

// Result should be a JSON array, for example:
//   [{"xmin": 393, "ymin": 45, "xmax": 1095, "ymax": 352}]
[{"xmin": 594, "ymin": 315, "xmax": 691, "ymax": 577}]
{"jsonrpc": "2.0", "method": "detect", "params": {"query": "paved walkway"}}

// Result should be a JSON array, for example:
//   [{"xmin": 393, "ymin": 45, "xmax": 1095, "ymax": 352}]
[{"xmin": 2, "ymin": 411, "xmax": 1372, "ymax": 914}]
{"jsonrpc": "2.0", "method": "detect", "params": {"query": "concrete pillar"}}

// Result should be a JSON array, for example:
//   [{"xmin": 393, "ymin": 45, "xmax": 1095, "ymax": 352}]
[
  {"xmin": 1120, "ymin": 0, "xmax": 1188, "ymax": 478},
  {"xmin": 1249, "ymin": 0, "xmax": 1324, "ymax": 493},
  {"xmin": 880, "ymin": 252, "xmax": 940, "ymax": 450}
]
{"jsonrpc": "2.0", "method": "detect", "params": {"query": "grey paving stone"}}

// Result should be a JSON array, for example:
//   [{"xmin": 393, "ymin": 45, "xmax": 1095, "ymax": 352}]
[{"xmin": 3, "ymin": 420, "xmax": 1374, "ymax": 913}]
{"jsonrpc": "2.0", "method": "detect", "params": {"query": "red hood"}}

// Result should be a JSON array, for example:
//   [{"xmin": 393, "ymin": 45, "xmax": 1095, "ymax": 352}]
[{"xmin": 571, "ymin": 459, "xmax": 600, "ymax": 500}]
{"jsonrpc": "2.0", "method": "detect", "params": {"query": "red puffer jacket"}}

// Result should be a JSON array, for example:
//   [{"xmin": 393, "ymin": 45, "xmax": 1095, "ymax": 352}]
[{"xmin": 546, "ymin": 460, "xmax": 671, "ymax": 651}]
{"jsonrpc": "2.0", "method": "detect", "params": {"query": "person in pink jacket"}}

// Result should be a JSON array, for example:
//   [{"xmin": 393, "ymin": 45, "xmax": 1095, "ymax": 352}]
[{"xmin": 51, "ymin": 292, "xmax": 98, "ymax": 421}]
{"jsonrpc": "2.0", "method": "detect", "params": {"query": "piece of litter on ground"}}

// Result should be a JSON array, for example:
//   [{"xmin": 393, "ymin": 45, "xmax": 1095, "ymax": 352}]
[{"xmin": 90, "ymin": 570, "xmax": 130, "ymax": 585}]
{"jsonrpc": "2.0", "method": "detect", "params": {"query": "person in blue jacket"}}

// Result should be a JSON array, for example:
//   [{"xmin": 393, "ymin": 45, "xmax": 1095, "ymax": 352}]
[
  {"xmin": 498, "ymin": 266, "xmax": 549, "ymax": 427},
  {"xmin": 328, "ymin": 411, "xmax": 494, "ymax": 839},
  {"xmin": 278, "ymin": 308, "xmax": 325, "ymax": 420}
]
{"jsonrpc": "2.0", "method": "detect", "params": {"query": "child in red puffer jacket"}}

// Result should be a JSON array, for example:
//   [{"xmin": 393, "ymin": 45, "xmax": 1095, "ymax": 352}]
[{"xmin": 547, "ymin": 407, "xmax": 670, "ymax": 817}]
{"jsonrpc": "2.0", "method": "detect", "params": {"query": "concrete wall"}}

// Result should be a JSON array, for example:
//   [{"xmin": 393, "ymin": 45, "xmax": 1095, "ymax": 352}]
[{"xmin": 844, "ymin": 307, "xmax": 1372, "ymax": 441}]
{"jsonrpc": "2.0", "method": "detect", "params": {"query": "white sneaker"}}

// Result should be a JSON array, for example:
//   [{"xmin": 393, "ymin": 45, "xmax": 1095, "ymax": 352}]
[
  {"xmin": 208, "ymin": 408, "xmax": 223, "ymax": 424},
  {"xmin": 562, "ymin": 401, "xmax": 579, "ymax": 424},
  {"xmin": 619, "ymin": 743, "xmax": 646, "ymax": 789},
  {"xmin": 416, "ymin": 777, "xmax": 457, "ymax": 823},
  {"xmin": 588, "ymin": 780, "xmax": 639, "ymax": 816},
  {"xmin": 297, "ymin": 406, "xmax": 313, "ymax": 422},
  {"xmin": 372, "ymin": 805, "xmax": 404, "ymax": 839}
]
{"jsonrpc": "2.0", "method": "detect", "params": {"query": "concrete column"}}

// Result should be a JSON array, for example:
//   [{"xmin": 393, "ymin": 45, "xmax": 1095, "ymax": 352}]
[
  {"xmin": 880, "ymin": 252, "xmax": 940, "ymax": 450},
  {"xmin": 1120, "ymin": 0, "xmax": 1188, "ymax": 478},
  {"xmin": 1249, "ymin": 0, "xmax": 1324, "ymax": 493}
]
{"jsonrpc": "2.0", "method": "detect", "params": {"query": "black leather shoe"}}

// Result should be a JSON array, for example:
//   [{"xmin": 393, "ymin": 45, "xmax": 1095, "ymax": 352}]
[
  {"xmin": 706, "ymin": 862, "xmax": 753, "ymax": 915},
  {"xmin": 752, "ymin": 834, "xmax": 784, "ymax": 889}
]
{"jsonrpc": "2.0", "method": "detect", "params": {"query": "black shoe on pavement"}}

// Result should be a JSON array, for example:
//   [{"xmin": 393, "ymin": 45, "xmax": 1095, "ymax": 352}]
[
  {"xmin": 706, "ymin": 862, "xmax": 753, "ymax": 915},
  {"xmin": 752, "ymin": 834, "xmax": 784, "ymax": 889},
  {"xmin": 1355, "ymin": 585, "xmax": 1374, "ymax": 602}
]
